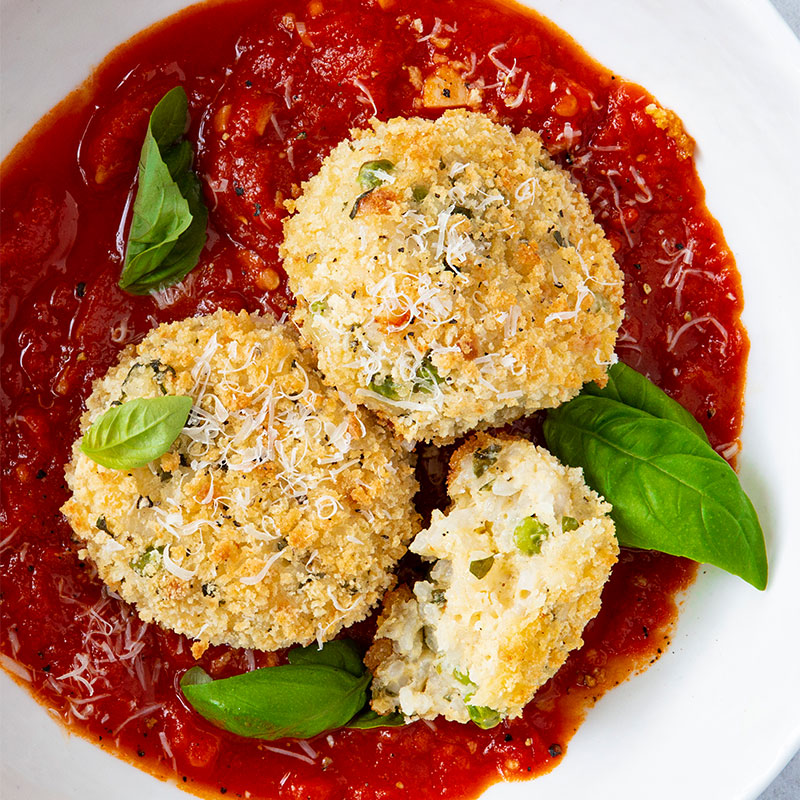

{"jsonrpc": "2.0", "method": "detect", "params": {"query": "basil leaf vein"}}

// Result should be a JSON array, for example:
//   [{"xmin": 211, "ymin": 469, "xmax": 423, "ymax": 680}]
[
  {"xmin": 118, "ymin": 86, "xmax": 208, "ymax": 295},
  {"xmin": 543, "ymin": 395, "xmax": 767, "ymax": 589},
  {"xmin": 583, "ymin": 362, "xmax": 709, "ymax": 441},
  {"xmin": 180, "ymin": 664, "xmax": 371, "ymax": 740},
  {"xmin": 80, "ymin": 395, "xmax": 193, "ymax": 470}
]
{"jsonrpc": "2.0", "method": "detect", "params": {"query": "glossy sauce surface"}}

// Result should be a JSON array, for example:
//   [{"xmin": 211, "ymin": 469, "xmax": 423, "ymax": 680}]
[{"xmin": 0, "ymin": 1, "xmax": 746, "ymax": 798}]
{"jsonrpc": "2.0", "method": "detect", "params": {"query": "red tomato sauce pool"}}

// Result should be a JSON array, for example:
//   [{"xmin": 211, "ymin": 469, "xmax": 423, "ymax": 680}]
[{"xmin": 0, "ymin": 0, "xmax": 747, "ymax": 798}]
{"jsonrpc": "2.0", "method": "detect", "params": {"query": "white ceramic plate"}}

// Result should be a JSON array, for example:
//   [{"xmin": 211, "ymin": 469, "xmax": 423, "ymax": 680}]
[{"xmin": 2, "ymin": 1, "xmax": 799, "ymax": 798}]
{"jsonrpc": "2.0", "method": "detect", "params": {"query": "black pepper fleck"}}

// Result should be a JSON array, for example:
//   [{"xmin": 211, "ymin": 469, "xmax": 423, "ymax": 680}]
[{"xmin": 548, "ymin": 743, "xmax": 562, "ymax": 757}]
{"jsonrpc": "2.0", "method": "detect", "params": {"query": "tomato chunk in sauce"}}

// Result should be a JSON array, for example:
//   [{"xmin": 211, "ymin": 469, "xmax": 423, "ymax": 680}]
[{"xmin": 0, "ymin": 1, "xmax": 747, "ymax": 798}]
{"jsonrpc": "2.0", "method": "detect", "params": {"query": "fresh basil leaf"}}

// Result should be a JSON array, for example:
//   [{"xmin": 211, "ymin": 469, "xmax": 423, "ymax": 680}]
[
  {"xmin": 149, "ymin": 88, "xmax": 190, "ymax": 149},
  {"xmin": 181, "ymin": 666, "xmax": 213, "ymax": 687},
  {"xmin": 125, "ymin": 169, "xmax": 208, "ymax": 293},
  {"xmin": 346, "ymin": 708, "xmax": 406, "ymax": 730},
  {"xmin": 288, "ymin": 639, "xmax": 365, "ymax": 678},
  {"xmin": 118, "ymin": 87, "xmax": 208, "ymax": 295},
  {"xmin": 543, "ymin": 396, "xmax": 767, "ymax": 589},
  {"xmin": 180, "ymin": 664, "xmax": 371, "ymax": 740},
  {"xmin": 584, "ymin": 362, "xmax": 709, "ymax": 442},
  {"xmin": 80, "ymin": 395, "xmax": 192, "ymax": 470}
]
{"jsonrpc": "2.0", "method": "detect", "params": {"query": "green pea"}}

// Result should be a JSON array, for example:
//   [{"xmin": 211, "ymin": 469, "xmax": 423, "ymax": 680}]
[
  {"xmin": 467, "ymin": 705, "xmax": 502, "ymax": 729},
  {"xmin": 357, "ymin": 159, "xmax": 395, "ymax": 191},
  {"xmin": 514, "ymin": 517, "xmax": 550, "ymax": 555}
]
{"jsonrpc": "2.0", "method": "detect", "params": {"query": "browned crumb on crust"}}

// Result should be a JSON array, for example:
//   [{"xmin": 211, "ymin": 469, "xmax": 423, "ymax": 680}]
[
  {"xmin": 364, "ymin": 584, "xmax": 414, "ymax": 673},
  {"xmin": 645, "ymin": 103, "xmax": 695, "ymax": 160}
]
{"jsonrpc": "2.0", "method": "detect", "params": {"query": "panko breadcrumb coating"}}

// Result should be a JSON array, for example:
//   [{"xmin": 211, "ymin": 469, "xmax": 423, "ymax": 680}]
[
  {"xmin": 62, "ymin": 310, "xmax": 420, "ymax": 653},
  {"xmin": 281, "ymin": 110, "xmax": 623, "ymax": 443},
  {"xmin": 365, "ymin": 433, "xmax": 618, "ymax": 725}
]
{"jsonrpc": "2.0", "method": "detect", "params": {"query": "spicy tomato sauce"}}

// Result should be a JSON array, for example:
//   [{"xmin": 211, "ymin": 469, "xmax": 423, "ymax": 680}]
[{"xmin": 0, "ymin": 1, "xmax": 746, "ymax": 798}]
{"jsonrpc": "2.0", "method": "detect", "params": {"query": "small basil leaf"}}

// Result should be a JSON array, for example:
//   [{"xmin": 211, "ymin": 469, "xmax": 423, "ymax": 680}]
[
  {"xmin": 543, "ymin": 396, "xmax": 767, "ymax": 589},
  {"xmin": 119, "ymin": 87, "xmax": 208, "ymax": 295},
  {"xmin": 346, "ymin": 708, "xmax": 406, "ymax": 730},
  {"xmin": 584, "ymin": 362, "xmax": 709, "ymax": 442},
  {"xmin": 180, "ymin": 664, "xmax": 371, "ymax": 740},
  {"xmin": 80, "ymin": 396, "xmax": 192, "ymax": 470},
  {"xmin": 288, "ymin": 639, "xmax": 365, "ymax": 678},
  {"xmin": 125, "ymin": 169, "xmax": 208, "ymax": 294}
]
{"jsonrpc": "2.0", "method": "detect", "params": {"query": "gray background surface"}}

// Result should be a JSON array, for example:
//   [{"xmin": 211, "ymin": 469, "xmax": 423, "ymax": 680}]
[{"xmin": 760, "ymin": 2, "xmax": 799, "ymax": 799}]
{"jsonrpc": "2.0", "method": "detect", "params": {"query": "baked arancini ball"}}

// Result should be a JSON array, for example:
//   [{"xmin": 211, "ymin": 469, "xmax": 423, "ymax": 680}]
[
  {"xmin": 62, "ymin": 310, "xmax": 420, "ymax": 654},
  {"xmin": 366, "ymin": 434, "xmax": 618, "ymax": 725},
  {"xmin": 281, "ymin": 110, "xmax": 623, "ymax": 443}
]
